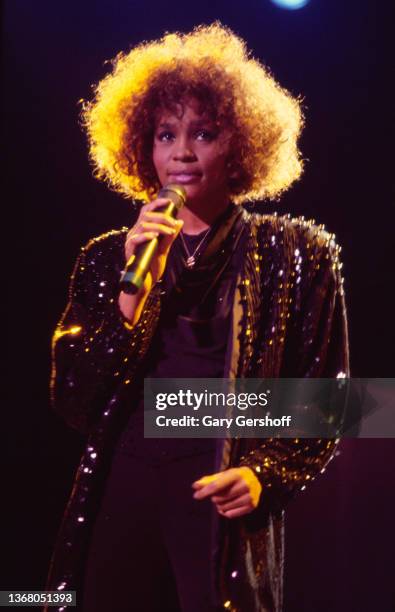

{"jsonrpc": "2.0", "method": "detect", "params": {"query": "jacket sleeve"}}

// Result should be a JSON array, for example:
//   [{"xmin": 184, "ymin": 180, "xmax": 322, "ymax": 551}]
[
  {"xmin": 50, "ymin": 233, "xmax": 162, "ymax": 434},
  {"xmin": 238, "ymin": 225, "xmax": 350, "ymax": 512}
]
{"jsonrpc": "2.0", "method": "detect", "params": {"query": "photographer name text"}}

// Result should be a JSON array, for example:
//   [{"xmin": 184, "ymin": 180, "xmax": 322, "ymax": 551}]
[{"xmin": 155, "ymin": 415, "xmax": 292, "ymax": 428}]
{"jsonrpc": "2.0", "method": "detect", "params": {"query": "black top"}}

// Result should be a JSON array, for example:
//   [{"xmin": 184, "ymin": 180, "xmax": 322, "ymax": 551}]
[{"xmin": 115, "ymin": 204, "xmax": 246, "ymax": 462}]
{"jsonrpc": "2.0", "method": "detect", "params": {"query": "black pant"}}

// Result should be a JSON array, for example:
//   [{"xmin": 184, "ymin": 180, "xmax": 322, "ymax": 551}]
[{"xmin": 82, "ymin": 449, "xmax": 220, "ymax": 612}]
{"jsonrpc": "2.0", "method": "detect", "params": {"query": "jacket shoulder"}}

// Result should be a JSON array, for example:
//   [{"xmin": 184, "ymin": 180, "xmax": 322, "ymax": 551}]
[
  {"xmin": 244, "ymin": 210, "xmax": 342, "ymax": 256},
  {"xmin": 67, "ymin": 228, "xmax": 129, "ymax": 299},
  {"xmin": 79, "ymin": 227, "xmax": 129, "ymax": 260}
]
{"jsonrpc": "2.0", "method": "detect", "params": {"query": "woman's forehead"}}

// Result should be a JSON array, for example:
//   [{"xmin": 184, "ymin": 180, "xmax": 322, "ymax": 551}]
[{"xmin": 154, "ymin": 98, "xmax": 216, "ymax": 125}]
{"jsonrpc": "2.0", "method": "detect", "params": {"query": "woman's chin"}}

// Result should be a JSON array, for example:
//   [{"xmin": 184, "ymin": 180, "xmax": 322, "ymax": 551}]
[
  {"xmin": 180, "ymin": 186, "xmax": 208, "ymax": 206},
  {"xmin": 182, "ymin": 187, "xmax": 228, "ymax": 211}
]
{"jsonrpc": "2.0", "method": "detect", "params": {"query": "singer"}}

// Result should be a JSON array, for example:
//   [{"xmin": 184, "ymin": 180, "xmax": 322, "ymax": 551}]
[{"xmin": 46, "ymin": 23, "xmax": 349, "ymax": 612}]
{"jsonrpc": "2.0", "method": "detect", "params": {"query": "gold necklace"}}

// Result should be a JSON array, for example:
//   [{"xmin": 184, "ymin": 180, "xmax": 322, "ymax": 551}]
[{"xmin": 179, "ymin": 228, "xmax": 211, "ymax": 269}]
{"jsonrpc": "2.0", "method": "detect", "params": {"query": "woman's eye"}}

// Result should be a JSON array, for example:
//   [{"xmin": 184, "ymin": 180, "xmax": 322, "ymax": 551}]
[
  {"xmin": 195, "ymin": 129, "xmax": 215, "ymax": 141},
  {"xmin": 157, "ymin": 131, "xmax": 174, "ymax": 142}
]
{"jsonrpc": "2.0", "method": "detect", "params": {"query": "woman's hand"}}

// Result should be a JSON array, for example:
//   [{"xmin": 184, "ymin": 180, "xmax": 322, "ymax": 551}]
[
  {"xmin": 192, "ymin": 467, "xmax": 262, "ymax": 519},
  {"xmin": 124, "ymin": 197, "xmax": 184, "ymax": 287},
  {"xmin": 119, "ymin": 198, "xmax": 183, "ymax": 324}
]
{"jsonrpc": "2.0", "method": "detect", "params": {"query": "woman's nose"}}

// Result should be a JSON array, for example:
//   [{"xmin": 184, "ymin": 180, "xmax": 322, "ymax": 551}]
[{"xmin": 172, "ymin": 138, "xmax": 197, "ymax": 161}]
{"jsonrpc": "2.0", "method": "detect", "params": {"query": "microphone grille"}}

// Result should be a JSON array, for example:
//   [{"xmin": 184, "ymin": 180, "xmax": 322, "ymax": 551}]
[{"xmin": 158, "ymin": 184, "xmax": 187, "ymax": 209}]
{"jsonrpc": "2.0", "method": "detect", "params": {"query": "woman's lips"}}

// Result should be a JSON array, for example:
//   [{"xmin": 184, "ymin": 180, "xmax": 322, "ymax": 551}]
[{"xmin": 168, "ymin": 172, "xmax": 201, "ymax": 184}]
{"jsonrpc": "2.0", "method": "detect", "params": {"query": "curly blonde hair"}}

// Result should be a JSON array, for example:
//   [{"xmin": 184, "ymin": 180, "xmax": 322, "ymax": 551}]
[{"xmin": 81, "ymin": 23, "xmax": 305, "ymax": 203}]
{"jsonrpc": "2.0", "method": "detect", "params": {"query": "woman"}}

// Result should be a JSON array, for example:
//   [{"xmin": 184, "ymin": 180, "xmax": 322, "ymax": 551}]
[{"xmin": 46, "ymin": 23, "xmax": 349, "ymax": 612}]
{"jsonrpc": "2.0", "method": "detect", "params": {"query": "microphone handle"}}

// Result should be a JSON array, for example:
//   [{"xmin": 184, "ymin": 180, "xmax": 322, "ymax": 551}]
[{"xmin": 119, "ymin": 200, "xmax": 179, "ymax": 295}]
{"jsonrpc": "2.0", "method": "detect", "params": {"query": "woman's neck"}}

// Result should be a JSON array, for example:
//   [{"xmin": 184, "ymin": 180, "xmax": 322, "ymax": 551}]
[{"xmin": 178, "ymin": 198, "xmax": 230, "ymax": 235}]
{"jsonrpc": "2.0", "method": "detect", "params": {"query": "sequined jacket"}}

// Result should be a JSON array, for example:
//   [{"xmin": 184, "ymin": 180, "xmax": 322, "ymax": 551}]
[{"xmin": 46, "ymin": 210, "xmax": 349, "ymax": 612}]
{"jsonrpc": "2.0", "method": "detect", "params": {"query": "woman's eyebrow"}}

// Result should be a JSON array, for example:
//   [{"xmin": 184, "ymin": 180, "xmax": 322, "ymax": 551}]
[
  {"xmin": 156, "ymin": 121, "xmax": 175, "ymax": 130},
  {"xmin": 156, "ymin": 118, "xmax": 215, "ymax": 130},
  {"xmin": 190, "ymin": 118, "xmax": 214, "ymax": 126}
]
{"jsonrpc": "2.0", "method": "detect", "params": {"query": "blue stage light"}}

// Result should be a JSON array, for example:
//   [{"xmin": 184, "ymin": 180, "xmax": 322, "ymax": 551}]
[{"xmin": 270, "ymin": 0, "xmax": 310, "ymax": 9}]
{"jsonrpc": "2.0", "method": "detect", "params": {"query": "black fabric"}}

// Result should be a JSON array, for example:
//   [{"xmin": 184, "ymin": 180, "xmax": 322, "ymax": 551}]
[
  {"xmin": 82, "ymin": 450, "xmax": 220, "ymax": 612},
  {"xmin": 145, "ymin": 228, "xmax": 237, "ymax": 379},
  {"xmin": 160, "ymin": 203, "xmax": 245, "ymax": 317},
  {"xmin": 115, "ymin": 203, "xmax": 246, "ymax": 462}
]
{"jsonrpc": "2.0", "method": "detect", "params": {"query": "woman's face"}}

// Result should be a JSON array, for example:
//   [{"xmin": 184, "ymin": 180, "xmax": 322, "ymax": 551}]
[{"xmin": 152, "ymin": 99, "xmax": 231, "ymax": 209}]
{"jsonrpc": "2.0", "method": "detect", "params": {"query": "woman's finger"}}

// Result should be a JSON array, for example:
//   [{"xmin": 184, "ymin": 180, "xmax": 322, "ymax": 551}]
[
  {"xmin": 211, "ymin": 483, "xmax": 247, "ymax": 503},
  {"xmin": 193, "ymin": 469, "xmax": 240, "ymax": 499},
  {"xmin": 140, "ymin": 221, "xmax": 177, "ymax": 235},
  {"xmin": 156, "ymin": 219, "xmax": 183, "ymax": 256},
  {"xmin": 219, "ymin": 505, "xmax": 253, "ymax": 519},
  {"xmin": 125, "ymin": 231, "xmax": 159, "ymax": 246},
  {"xmin": 140, "ymin": 197, "xmax": 172, "ymax": 213},
  {"xmin": 125, "ymin": 224, "xmax": 172, "ymax": 250},
  {"xmin": 215, "ymin": 493, "xmax": 251, "ymax": 513},
  {"xmin": 143, "ymin": 211, "xmax": 179, "ymax": 226},
  {"xmin": 126, "ymin": 217, "xmax": 180, "ymax": 250}
]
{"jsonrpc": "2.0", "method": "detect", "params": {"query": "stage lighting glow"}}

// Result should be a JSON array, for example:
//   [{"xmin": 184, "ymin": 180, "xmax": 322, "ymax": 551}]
[{"xmin": 270, "ymin": 0, "xmax": 310, "ymax": 9}]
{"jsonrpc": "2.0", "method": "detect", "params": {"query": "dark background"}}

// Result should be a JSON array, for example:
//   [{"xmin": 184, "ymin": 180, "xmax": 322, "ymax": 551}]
[{"xmin": 3, "ymin": 0, "xmax": 395, "ymax": 610}]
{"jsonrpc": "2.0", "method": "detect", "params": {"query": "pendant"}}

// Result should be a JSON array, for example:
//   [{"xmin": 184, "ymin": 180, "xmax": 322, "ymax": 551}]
[{"xmin": 186, "ymin": 255, "xmax": 196, "ymax": 268}]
